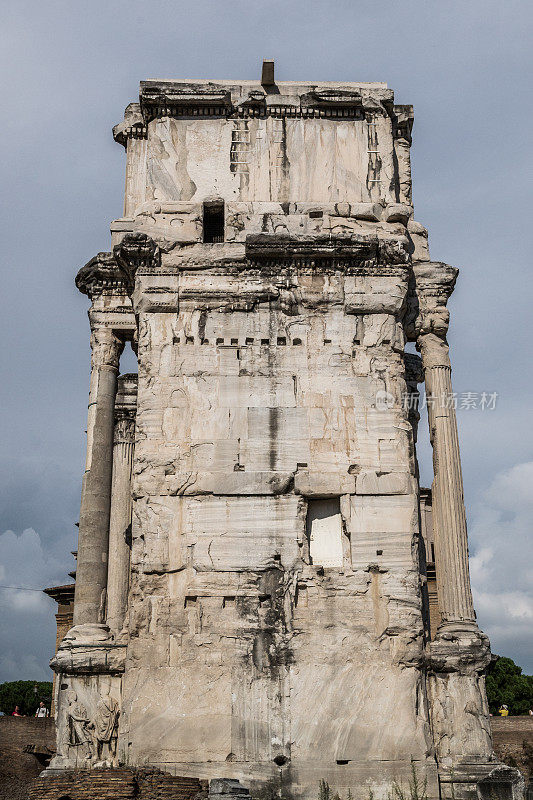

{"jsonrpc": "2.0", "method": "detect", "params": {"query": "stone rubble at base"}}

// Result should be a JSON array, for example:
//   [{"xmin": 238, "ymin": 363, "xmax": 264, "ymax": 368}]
[{"xmin": 45, "ymin": 61, "xmax": 523, "ymax": 800}]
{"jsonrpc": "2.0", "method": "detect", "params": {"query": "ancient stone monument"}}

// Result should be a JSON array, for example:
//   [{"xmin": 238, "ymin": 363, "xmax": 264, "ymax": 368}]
[{"xmin": 48, "ymin": 62, "xmax": 522, "ymax": 800}]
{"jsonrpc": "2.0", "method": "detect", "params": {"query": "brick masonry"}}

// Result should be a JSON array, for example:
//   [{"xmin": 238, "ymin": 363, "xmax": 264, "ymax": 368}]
[
  {"xmin": 28, "ymin": 768, "xmax": 207, "ymax": 800},
  {"xmin": 0, "ymin": 716, "xmax": 55, "ymax": 800}
]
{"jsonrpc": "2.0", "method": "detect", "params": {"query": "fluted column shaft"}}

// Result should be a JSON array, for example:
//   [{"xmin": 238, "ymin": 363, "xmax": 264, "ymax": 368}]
[
  {"xmin": 419, "ymin": 333, "xmax": 475, "ymax": 627},
  {"xmin": 73, "ymin": 328, "xmax": 123, "ymax": 626},
  {"xmin": 106, "ymin": 410, "xmax": 135, "ymax": 632}
]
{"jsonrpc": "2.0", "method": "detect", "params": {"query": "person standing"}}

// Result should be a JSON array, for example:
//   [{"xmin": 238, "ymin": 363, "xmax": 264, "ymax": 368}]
[{"xmin": 35, "ymin": 701, "xmax": 49, "ymax": 718}]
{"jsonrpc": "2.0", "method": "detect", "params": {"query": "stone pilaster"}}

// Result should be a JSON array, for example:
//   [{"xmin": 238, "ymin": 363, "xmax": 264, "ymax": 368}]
[
  {"xmin": 74, "ymin": 327, "xmax": 124, "ymax": 626},
  {"xmin": 106, "ymin": 376, "xmax": 137, "ymax": 633},
  {"xmin": 113, "ymin": 103, "xmax": 148, "ymax": 217},
  {"xmin": 393, "ymin": 105, "xmax": 414, "ymax": 206}
]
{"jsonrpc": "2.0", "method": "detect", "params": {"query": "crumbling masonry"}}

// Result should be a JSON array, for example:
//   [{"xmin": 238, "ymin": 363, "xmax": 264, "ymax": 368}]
[{"xmin": 47, "ymin": 63, "xmax": 523, "ymax": 800}]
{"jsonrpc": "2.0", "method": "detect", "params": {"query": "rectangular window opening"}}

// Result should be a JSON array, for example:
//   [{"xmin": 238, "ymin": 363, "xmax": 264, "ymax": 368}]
[
  {"xmin": 203, "ymin": 202, "xmax": 224, "ymax": 243},
  {"xmin": 307, "ymin": 498, "xmax": 343, "ymax": 568}
]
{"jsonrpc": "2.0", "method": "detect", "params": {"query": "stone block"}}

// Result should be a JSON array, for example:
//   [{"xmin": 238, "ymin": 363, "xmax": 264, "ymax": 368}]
[
  {"xmin": 349, "ymin": 202, "xmax": 382, "ymax": 220},
  {"xmin": 384, "ymin": 203, "xmax": 411, "ymax": 224},
  {"xmin": 294, "ymin": 469, "xmax": 356, "ymax": 496},
  {"xmin": 355, "ymin": 470, "xmax": 411, "ymax": 495}
]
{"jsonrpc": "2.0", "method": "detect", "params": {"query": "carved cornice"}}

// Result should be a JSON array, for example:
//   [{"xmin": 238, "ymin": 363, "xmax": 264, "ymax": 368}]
[
  {"xmin": 302, "ymin": 89, "xmax": 363, "ymax": 108},
  {"xmin": 112, "ymin": 103, "xmax": 147, "ymax": 147},
  {"xmin": 113, "ymin": 233, "xmax": 160, "ymax": 289},
  {"xmin": 140, "ymin": 83, "xmax": 232, "ymax": 123},
  {"xmin": 76, "ymin": 252, "xmax": 129, "ymax": 298},
  {"xmin": 138, "ymin": 82, "xmax": 391, "ymax": 122},
  {"xmin": 244, "ymin": 233, "xmax": 410, "ymax": 270}
]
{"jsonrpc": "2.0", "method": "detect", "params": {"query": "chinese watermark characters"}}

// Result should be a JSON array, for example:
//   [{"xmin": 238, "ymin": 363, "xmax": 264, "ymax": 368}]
[{"xmin": 375, "ymin": 390, "xmax": 499, "ymax": 412}]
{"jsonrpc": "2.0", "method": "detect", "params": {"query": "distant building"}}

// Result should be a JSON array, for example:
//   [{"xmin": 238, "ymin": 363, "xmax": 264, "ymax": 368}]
[{"xmin": 43, "ymin": 583, "xmax": 74, "ymax": 715}]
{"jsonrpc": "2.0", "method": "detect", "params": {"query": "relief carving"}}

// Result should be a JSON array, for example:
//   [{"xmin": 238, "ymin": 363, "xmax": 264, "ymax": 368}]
[
  {"xmin": 67, "ymin": 690, "xmax": 94, "ymax": 761},
  {"xmin": 93, "ymin": 689, "xmax": 120, "ymax": 764},
  {"xmin": 60, "ymin": 681, "xmax": 120, "ymax": 768}
]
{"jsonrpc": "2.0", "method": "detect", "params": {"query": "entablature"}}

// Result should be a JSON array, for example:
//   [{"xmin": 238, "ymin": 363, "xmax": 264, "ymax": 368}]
[
  {"xmin": 76, "ymin": 251, "xmax": 129, "ymax": 298},
  {"xmin": 113, "ymin": 77, "xmax": 404, "ymax": 132}
]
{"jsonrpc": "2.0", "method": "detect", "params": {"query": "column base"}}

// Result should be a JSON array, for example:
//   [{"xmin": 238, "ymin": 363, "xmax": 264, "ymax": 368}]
[
  {"xmin": 428, "ymin": 620, "xmax": 491, "ymax": 674},
  {"xmin": 438, "ymin": 762, "xmax": 524, "ymax": 800},
  {"xmin": 50, "ymin": 623, "xmax": 126, "ymax": 675}
]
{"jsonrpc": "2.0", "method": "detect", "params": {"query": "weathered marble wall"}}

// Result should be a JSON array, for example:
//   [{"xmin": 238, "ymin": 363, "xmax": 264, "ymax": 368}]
[
  {"xmin": 113, "ymin": 252, "xmax": 437, "ymax": 799},
  {"xmin": 143, "ymin": 115, "xmax": 394, "ymax": 206},
  {"xmin": 52, "ymin": 71, "xmax": 523, "ymax": 800}
]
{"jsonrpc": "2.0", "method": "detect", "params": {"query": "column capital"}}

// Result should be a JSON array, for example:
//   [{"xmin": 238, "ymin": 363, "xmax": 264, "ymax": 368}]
[
  {"xmin": 414, "ymin": 261, "xmax": 457, "ymax": 336},
  {"xmin": 114, "ymin": 411, "xmax": 136, "ymax": 445},
  {"xmin": 90, "ymin": 328, "xmax": 124, "ymax": 370},
  {"xmin": 113, "ymin": 232, "xmax": 160, "ymax": 290},
  {"xmin": 406, "ymin": 261, "xmax": 458, "ymax": 342}
]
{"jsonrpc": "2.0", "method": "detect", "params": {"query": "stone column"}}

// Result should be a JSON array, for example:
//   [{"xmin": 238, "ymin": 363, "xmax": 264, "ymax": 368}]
[
  {"xmin": 418, "ymin": 332, "xmax": 476, "ymax": 628},
  {"xmin": 73, "ymin": 327, "xmax": 124, "ymax": 626},
  {"xmin": 414, "ymin": 263, "xmax": 496, "ymax": 783},
  {"xmin": 106, "ymin": 376, "xmax": 137, "ymax": 633},
  {"xmin": 412, "ymin": 261, "xmax": 477, "ymax": 633}
]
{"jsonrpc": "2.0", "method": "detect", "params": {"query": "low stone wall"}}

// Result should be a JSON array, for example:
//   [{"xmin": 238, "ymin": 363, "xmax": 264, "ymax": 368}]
[
  {"xmin": 491, "ymin": 717, "xmax": 533, "ymax": 783},
  {"xmin": 29, "ymin": 768, "xmax": 208, "ymax": 800},
  {"xmin": 0, "ymin": 716, "xmax": 55, "ymax": 800}
]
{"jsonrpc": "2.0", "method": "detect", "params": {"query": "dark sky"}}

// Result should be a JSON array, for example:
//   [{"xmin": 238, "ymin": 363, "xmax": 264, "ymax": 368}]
[{"xmin": 0, "ymin": 0, "xmax": 532, "ymax": 682}]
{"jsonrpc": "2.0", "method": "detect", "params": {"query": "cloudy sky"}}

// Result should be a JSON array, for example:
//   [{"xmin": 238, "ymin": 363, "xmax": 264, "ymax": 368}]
[{"xmin": 0, "ymin": 0, "xmax": 532, "ymax": 682}]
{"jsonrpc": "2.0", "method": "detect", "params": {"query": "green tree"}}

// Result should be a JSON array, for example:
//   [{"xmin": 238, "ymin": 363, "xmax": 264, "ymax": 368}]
[
  {"xmin": 485, "ymin": 656, "xmax": 533, "ymax": 716},
  {"xmin": 0, "ymin": 680, "xmax": 53, "ymax": 716}
]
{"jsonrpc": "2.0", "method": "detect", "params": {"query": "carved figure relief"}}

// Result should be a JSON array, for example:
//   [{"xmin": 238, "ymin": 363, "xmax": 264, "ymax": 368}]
[
  {"xmin": 63, "ymin": 683, "xmax": 120, "ymax": 767},
  {"xmin": 93, "ymin": 688, "xmax": 120, "ymax": 764},
  {"xmin": 67, "ymin": 691, "xmax": 94, "ymax": 762}
]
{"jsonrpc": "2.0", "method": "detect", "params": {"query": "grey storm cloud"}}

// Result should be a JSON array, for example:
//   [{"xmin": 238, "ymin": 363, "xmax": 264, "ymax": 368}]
[{"xmin": 0, "ymin": 0, "xmax": 532, "ymax": 680}]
